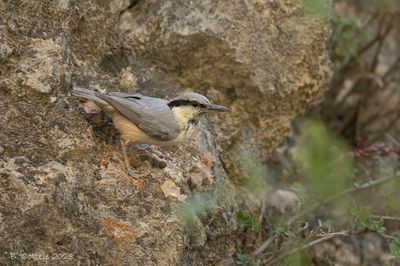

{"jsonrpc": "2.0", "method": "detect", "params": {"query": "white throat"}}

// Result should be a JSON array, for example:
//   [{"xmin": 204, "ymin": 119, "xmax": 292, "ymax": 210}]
[
  {"xmin": 171, "ymin": 106, "xmax": 199, "ymax": 127},
  {"xmin": 170, "ymin": 106, "xmax": 201, "ymax": 143}
]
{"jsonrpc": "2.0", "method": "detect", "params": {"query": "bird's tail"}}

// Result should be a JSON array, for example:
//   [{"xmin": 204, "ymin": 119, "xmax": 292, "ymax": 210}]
[{"xmin": 72, "ymin": 87, "xmax": 110, "ymax": 108}]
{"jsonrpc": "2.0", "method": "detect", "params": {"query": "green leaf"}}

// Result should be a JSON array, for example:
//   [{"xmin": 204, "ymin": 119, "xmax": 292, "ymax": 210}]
[
  {"xmin": 350, "ymin": 207, "xmax": 386, "ymax": 234},
  {"xmin": 235, "ymin": 149, "xmax": 271, "ymax": 197},
  {"xmin": 292, "ymin": 120, "xmax": 353, "ymax": 200},
  {"xmin": 236, "ymin": 253, "xmax": 258, "ymax": 266},
  {"xmin": 389, "ymin": 236, "xmax": 400, "ymax": 258},
  {"xmin": 274, "ymin": 219, "xmax": 294, "ymax": 238},
  {"xmin": 236, "ymin": 211, "xmax": 260, "ymax": 232},
  {"xmin": 301, "ymin": 0, "xmax": 332, "ymax": 18},
  {"xmin": 283, "ymin": 249, "xmax": 311, "ymax": 266},
  {"xmin": 177, "ymin": 192, "xmax": 216, "ymax": 231}
]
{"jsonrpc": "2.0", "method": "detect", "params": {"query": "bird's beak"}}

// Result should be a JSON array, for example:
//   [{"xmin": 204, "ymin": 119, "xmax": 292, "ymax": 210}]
[{"xmin": 205, "ymin": 104, "xmax": 229, "ymax": 112}]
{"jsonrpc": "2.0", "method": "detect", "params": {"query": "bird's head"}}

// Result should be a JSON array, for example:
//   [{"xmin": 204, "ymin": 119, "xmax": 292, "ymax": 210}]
[{"xmin": 168, "ymin": 92, "xmax": 229, "ymax": 126}]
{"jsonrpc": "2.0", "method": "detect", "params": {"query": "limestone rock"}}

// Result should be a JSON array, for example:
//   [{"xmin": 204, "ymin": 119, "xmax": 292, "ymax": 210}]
[
  {"xmin": 0, "ymin": 0, "xmax": 331, "ymax": 264},
  {"xmin": 119, "ymin": 0, "xmax": 332, "ymax": 178}
]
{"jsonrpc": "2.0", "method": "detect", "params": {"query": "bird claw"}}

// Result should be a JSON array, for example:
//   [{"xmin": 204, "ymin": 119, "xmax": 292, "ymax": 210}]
[
  {"xmin": 135, "ymin": 145, "xmax": 167, "ymax": 169},
  {"xmin": 136, "ymin": 144, "xmax": 151, "ymax": 150},
  {"xmin": 126, "ymin": 167, "xmax": 139, "ymax": 178}
]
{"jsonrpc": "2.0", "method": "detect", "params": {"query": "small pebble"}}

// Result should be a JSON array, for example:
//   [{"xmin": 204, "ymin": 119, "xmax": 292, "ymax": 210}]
[{"xmin": 14, "ymin": 156, "xmax": 29, "ymax": 164}]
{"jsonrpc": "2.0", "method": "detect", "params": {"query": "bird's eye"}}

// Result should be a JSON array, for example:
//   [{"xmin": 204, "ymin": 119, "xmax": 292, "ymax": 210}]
[{"xmin": 191, "ymin": 101, "xmax": 205, "ymax": 108}]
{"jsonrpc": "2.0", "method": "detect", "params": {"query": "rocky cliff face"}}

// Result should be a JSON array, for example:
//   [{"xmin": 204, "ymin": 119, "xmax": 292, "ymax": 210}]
[{"xmin": 0, "ymin": 0, "xmax": 331, "ymax": 264}]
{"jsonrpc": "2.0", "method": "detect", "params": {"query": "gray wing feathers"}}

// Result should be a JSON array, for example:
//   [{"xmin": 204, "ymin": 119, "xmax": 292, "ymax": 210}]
[
  {"xmin": 108, "ymin": 92, "xmax": 144, "ymax": 99},
  {"xmin": 73, "ymin": 87, "xmax": 100, "ymax": 101},
  {"xmin": 72, "ymin": 87, "xmax": 108, "ymax": 106},
  {"xmin": 96, "ymin": 94, "xmax": 181, "ymax": 141}
]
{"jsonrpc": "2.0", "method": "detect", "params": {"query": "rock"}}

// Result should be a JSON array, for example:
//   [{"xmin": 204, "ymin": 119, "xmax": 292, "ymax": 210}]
[
  {"xmin": 98, "ymin": 217, "xmax": 136, "ymax": 244},
  {"xmin": 119, "ymin": 67, "xmax": 138, "ymax": 90},
  {"xmin": 79, "ymin": 100, "xmax": 102, "ymax": 114},
  {"xmin": 14, "ymin": 156, "xmax": 29, "ymax": 165},
  {"xmin": 161, "ymin": 180, "xmax": 187, "ymax": 201},
  {"xmin": 119, "ymin": 0, "xmax": 332, "ymax": 179},
  {"xmin": 0, "ymin": 26, "xmax": 13, "ymax": 61},
  {"xmin": 19, "ymin": 38, "xmax": 67, "ymax": 94},
  {"xmin": 266, "ymin": 189, "xmax": 301, "ymax": 214},
  {"xmin": 188, "ymin": 162, "xmax": 214, "ymax": 190},
  {"xmin": 0, "ymin": 0, "xmax": 331, "ymax": 264},
  {"xmin": 0, "ymin": 43, "xmax": 12, "ymax": 60}
]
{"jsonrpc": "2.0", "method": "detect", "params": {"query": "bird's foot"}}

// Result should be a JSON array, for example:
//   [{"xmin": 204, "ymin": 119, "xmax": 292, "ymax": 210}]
[
  {"xmin": 126, "ymin": 167, "xmax": 139, "ymax": 178},
  {"xmin": 136, "ymin": 144, "xmax": 151, "ymax": 150},
  {"xmin": 135, "ymin": 145, "xmax": 167, "ymax": 169},
  {"xmin": 120, "ymin": 139, "xmax": 147, "ymax": 178},
  {"xmin": 139, "ymin": 151, "xmax": 167, "ymax": 169}
]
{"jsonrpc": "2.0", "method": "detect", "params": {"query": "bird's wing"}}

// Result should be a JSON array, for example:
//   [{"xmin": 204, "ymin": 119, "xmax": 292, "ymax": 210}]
[
  {"xmin": 108, "ymin": 92, "xmax": 144, "ymax": 99},
  {"xmin": 96, "ymin": 93, "xmax": 181, "ymax": 141}
]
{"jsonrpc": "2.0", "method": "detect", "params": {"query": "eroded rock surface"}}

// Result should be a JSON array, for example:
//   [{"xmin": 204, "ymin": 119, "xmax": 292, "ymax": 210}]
[
  {"xmin": 0, "ymin": 0, "xmax": 331, "ymax": 264},
  {"xmin": 119, "ymin": 0, "xmax": 332, "ymax": 179}
]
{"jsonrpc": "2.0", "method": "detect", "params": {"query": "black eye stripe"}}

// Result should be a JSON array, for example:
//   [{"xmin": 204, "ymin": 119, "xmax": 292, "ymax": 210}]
[{"xmin": 168, "ymin": 99, "xmax": 206, "ymax": 108}]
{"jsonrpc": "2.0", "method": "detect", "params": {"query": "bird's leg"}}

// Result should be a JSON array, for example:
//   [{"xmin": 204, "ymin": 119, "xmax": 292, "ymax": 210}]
[
  {"xmin": 120, "ymin": 138, "xmax": 139, "ymax": 177},
  {"xmin": 136, "ymin": 144, "xmax": 167, "ymax": 169}
]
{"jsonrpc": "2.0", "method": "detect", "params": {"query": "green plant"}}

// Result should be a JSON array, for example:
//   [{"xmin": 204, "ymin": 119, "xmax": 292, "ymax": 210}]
[
  {"xmin": 283, "ymin": 248, "xmax": 311, "ymax": 266},
  {"xmin": 302, "ymin": 0, "xmax": 332, "ymax": 18},
  {"xmin": 389, "ymin": 236, "xmax": 400, "ymax": 258},
  {"xmin": 236, "ymin": 211, "xmax": 260, "ymax": 232},
  {"xmin": 236, "ymin": 253, "xmax": 258, "ymax": 266},
  {"xmin": 330, "ymin": 15, "xmax": 368, "ymax": 70},
  {"xmin": 177, "ymin": 191, "xmax": 216, "ymax": 230},
  {"xmin": 274, "ymin": 219, "xmax": 294, "ymax": 238},
  {"xmin": 292, "ymin": 120, "xmax": 353, "ymax": 200},
  {"xmin": 350, "ymin": 207, "xmax": 385, "ymax": 234}
]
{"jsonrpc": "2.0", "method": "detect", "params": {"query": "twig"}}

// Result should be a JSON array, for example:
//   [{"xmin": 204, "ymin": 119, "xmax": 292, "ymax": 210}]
[
  {"xmin": 370, "ymin": 24, "xmax": 393, "ymax": 73},
  {"xmin": 372, "ymin": 215, "xmax": 400, "ymax": 222},
  {"xmin": 385, "ymin": 133, "xmax": 400, "ymax": 146},
  {"xmin": 383, "ymin": 55, "xmax": 400, "ymax": 81},
  {"xmin": 252, "ymin": 175, "xmax": 398, "ymax": 258},
  {"xmin": 335, "ymin": 72, "xmax": 384, "ymax": 110},
  {"xmin": 378, "ymin": 232, "xmax": 396, "ymax": 240},
  {"xmin": 288, "ymin": 175, "xmax": 396, "ymax": 225},
  {"xmin": 268, "ymin": 231, "xmax": 350, "ymax": 265},
  {"xmin": 332, "ymin": 17, "xmax": 391, "ymax": 89},
  {"xmin": 370, "ymin": 109, "xmax": 400, "ymax": 143},
  {"xmin": 299, "ymin": 231, "xmax": 350, "ymax": 250},
  {"xmin": 251, "ymin": 236, "xmax": 276, "ymax": 257},
  {"xmin": 362, "ymin": 88, "xmax": 398, "ymax": 126}
]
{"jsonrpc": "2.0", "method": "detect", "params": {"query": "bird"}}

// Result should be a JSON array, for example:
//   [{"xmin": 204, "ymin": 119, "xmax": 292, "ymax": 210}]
[{"xmin": 72, "ymin": 87, "xmax": 229, "ymax": 176}]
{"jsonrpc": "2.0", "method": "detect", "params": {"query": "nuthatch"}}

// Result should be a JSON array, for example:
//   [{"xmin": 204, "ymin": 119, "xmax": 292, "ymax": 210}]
[{"xmin": 72, "ymin": 87, "xmax": 229, "ymax": 176}]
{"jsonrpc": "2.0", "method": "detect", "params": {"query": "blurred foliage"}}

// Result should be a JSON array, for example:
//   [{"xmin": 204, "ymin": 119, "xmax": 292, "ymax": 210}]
[
  {"xmin": 236, "ymin": 253, "xmax": 258, "ymax": 266},
  {"xmin": 176, "ymin": 191, "xmax": 216, "ymax": 230},
  {"xmin": 274, "ymin": 218, "xmax": 294, "ymax": 238},
  {"xmin": 282, "ymin": 242, "xmax": 312, "ymax": 266},
  {"xmin": 318, "ymin": 218, "xmax": 334, "ymax": 230},
  {"xmin": 379, "ymin": 177, "xmax": 400, "ymax": 212},
  {"xmin": 324, "ymin": 0, "xmax": 400, "ymax": 143},
  {"xmin": 350, "ymin": 207, "xmax": 385, "ymax": 233},
  {"xmin": 236, "ymin": 150, "xmax": 271, "ymax": 196},
  {"xmin": 390, "ymin": 236, "xmax": 400, "ymax": 258},
  {"xmin": 236, "ymin": 211, "xmax": 260, "ymax": 232},
  {"xmin": 177, "ymin": 112, "xmax": 399, "ymax": 264},
  {"xmin": 352, "ymin": 0, "xmax": 400, "ymax": 12},
  {"xmin": 292, "ymin": 119, "xmax": 353, "ymax": 200},
  {"xmin": 330, "ymin": 16, "xmax": 368, "ymax": 70},
  {"xmin": 302, "ymin": 0, "xmax": 332, "ymax": 18}
]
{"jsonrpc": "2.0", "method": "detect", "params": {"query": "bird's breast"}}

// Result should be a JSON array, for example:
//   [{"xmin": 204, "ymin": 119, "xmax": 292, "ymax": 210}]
[{"xmin": 171, "ymin": 119, "xmax": 199, "ymax": 144}]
